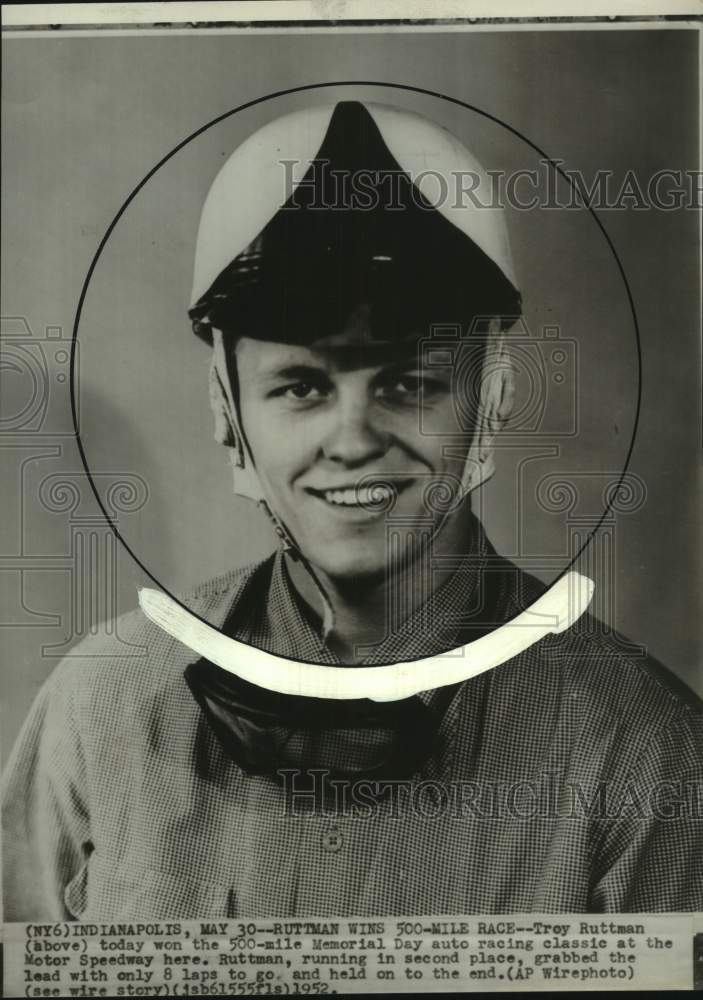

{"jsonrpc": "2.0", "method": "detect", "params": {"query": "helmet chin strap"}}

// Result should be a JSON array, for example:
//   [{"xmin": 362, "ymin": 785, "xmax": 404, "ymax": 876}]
[{"xmin": 457, "ymin": 318, "xmax": 515, "ymax": 497}]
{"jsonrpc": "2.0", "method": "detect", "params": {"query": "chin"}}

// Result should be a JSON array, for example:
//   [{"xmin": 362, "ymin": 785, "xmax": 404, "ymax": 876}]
[{"xmin": 305, "ymin": 542, "xmax": 388, "ymax": 583}]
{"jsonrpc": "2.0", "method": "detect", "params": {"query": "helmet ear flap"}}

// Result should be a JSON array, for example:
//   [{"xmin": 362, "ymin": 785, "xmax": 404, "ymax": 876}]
[
  {"xmin": 208, "ymin": 331, "xmax": 293, "ymax": 525},
  {"xmin": 208, "ymin": 356, "xmax": 239, "ymax": 451},
  {"xmin": 208, "ymin": 330, "xmax": 249, "ymax": 470},
  {"xmin": 460, "ymin": 321, "xmax": 514, "ymax": 496}
]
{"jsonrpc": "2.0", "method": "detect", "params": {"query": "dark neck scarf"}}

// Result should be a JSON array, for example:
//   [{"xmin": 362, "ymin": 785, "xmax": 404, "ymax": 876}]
[
  {"xmin": 185, "ymin": 659, "xmax": 459, "ymax": 787},
  {"xmin": 185, "ymin": 518, "xmax": 505, "ymax": 789}
]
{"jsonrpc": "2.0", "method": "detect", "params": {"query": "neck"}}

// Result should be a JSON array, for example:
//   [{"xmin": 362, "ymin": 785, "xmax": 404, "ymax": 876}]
[{"xmin": 287, "ymin": 507, "xmax": 476, "ymax": 664}]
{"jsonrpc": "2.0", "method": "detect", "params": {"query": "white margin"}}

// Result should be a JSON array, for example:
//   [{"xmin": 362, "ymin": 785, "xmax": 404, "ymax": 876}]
[{"xmin": 2, "ymin": 1, "xmax": 703, "ymax": 29}]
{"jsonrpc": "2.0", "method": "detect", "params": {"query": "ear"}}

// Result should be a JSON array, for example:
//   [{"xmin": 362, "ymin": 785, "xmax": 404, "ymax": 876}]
[{"xmin": 460, "ymin": 319, "xmax": 514, "ymax": 495}]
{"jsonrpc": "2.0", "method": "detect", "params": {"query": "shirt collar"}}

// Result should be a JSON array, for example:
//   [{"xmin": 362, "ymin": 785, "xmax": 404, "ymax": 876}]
[
  {"xmin": 267, "ymin": 512, "xmax": 493, "ymax": 665},
  {"xmin": 187, "ymin": 514, "xmax": 507, "ymax": 716}
]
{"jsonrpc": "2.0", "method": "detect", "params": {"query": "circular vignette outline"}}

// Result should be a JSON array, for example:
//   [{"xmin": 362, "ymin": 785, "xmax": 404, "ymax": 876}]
[{"xmin": 71, "ymin": 80, "xmax": 642, "ymax": 666}]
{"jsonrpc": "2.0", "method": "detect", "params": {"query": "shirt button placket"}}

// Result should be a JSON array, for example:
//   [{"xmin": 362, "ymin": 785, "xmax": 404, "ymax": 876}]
[{"xmin": 321, "ymin": 823, "xmax": 344, "ymax": 853}]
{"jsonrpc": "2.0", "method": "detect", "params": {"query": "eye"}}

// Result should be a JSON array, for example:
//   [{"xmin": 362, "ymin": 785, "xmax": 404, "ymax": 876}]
[
  {"xmin": 269, "ymin": 380, "xmax": 330, "ymax": 404},
  {"xmin": 377, "ymin": 374, "xmax": 420, "ymax": 398},
  {"xmin": 286, "ymin": 382, "xmax": 321, "ymax": 400},
  {"xmin": 376, "ymin": 372, "xmax": 446, "ymax": 403}
]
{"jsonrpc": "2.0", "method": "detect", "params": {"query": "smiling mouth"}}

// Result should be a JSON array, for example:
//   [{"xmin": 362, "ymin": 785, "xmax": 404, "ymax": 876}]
[{"xmin": 306, "ymin": 481, "xmax": 412, "ymax": 508}]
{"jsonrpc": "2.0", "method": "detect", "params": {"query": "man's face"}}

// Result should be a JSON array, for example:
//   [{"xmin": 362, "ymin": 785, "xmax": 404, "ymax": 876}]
[{"xmin": 234, "ymin": 311, "xmax": 476, "ymax": 581}]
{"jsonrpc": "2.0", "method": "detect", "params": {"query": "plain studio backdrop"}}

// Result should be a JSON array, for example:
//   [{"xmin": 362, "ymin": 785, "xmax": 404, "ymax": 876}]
[{"xmin": 1, "ymin": 26, "xmax": 700, "ymax": 758}]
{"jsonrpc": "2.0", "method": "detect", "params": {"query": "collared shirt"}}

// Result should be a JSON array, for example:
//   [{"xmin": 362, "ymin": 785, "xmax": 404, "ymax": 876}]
[{"xmin": 3, "ymin": 523, "xmax": 702, "ymax": 920}]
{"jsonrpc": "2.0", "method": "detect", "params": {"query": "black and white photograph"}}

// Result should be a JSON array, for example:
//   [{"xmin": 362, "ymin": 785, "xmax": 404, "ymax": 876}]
[{"xmin": 1, "ymin": 2, "xmax": 702, "ymax": 994}]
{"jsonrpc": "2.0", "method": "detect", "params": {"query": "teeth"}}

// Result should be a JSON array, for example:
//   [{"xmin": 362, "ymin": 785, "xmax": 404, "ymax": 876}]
[{"xmin": 322, "ymin": 486, "xmax": 394, "ymax": 506}]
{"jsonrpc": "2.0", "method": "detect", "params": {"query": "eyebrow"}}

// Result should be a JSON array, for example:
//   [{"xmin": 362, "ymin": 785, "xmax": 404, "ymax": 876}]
[
  {"xmin": 260, "ymin": 363, "xmax": 330, "ymax": 384},
  {"xmin": 261, "ymin": 355, "xmax": 436, "ymax": 382},
  {"xmin": 327, "ymin": 343, "xmax": 419, "ymax": 371}
]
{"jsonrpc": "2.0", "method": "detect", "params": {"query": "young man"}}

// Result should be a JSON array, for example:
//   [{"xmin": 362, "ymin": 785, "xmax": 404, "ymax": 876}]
[{"xmin": 3, "ymin": 101, "xmax": 702, "ymax": 920}]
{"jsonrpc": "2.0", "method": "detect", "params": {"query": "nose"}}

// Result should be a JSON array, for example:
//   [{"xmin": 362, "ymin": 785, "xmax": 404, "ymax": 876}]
[{"xmin": 321, "ymin": 394, "xmax": 388, "ymax": 468}]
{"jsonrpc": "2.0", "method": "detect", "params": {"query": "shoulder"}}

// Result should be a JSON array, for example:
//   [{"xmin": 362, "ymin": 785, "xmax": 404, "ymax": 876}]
[
  {"xmin": 43, "ymin": 554, "xmax": 276, "ymax": 722},
  {"xmin": 181, "ymin": 555, "xmax": 275, "ymax": 606},
  {"xmin": 551, "ymin": 617, "xmax": 702, "ymax": 762},
  {"xmin": 547, "ymin": 603, "xmax": 702, "ymax": 720},
  {"xmin": 487, "ymin": 551, "xmax": 702, "ymax": 770},
  {"xmin": 538, "ymin": 613, "xmax": 701, "ymax": 778}
]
